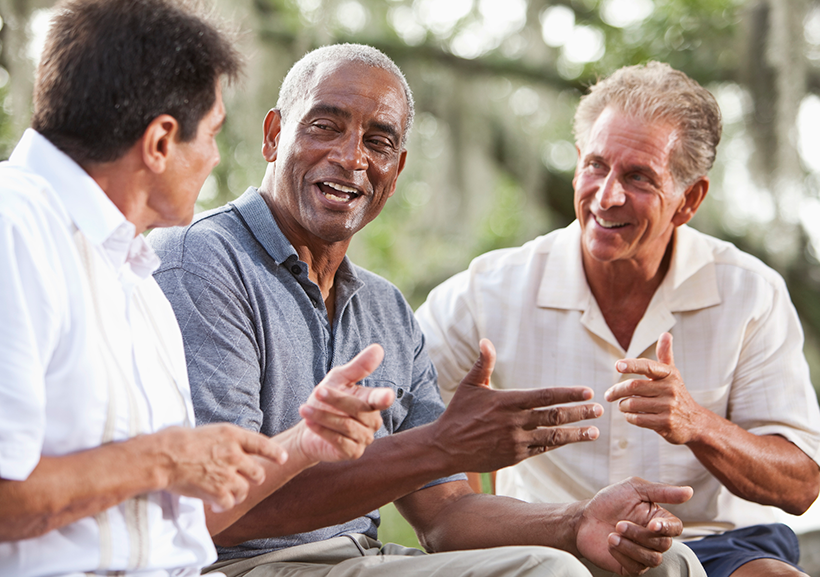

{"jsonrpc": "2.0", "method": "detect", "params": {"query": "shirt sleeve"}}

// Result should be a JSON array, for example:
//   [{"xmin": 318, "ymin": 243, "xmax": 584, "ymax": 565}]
[
  {"xmin": 415, "ymin": 269, "xmax": 483, "ymax": 404},
  {"xmin": 730, "ymin": 272, "xmax": 820, "ymax": 464},
  {"xmin": 0, "ymin": 211, "xmax": 59, "ymax": 480},
  {"xmin": 153, "ymin": 263, "xmax": 264, "ymax": 433}
]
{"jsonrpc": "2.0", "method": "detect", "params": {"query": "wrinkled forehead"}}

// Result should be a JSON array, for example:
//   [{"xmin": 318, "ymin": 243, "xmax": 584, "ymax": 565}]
[{"xmin": 586, "ymin": 107, "xmax": 680, "ymax": 167}]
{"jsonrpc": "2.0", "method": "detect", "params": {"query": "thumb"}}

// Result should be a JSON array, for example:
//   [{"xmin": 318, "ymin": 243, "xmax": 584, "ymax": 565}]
[
  {"xmin": 323, "ymin": 344, "xmax": 385, "ymax": 390},
  {"xmin": 656, "ymin": 332, "xmax": 675, "ymax": 367},
  {"xmin": 459, "ymin": 338, "xmax": 496, "ymax": 389}
]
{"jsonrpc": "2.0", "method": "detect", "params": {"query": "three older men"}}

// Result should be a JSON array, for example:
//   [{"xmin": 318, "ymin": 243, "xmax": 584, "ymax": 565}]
[
  {"xmin": 149, "ymin": 45, "xmax": 702, "ymax": 576},
  {"xmin": 417, "ymin": 62, "xmax": 820, "ymax": 577},
  {"xmin": 0, "ymin": 2, "xmax": 391, "ymax": 575}
]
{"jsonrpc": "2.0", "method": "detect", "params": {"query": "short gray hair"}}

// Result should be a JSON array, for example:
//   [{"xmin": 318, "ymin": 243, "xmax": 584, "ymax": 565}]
[
  {"xmin": 277, "ymin": 43, "xmax": 415, "ymax": 148},
  {"xmin": 573, "ymin": 61, "xmax": 722, "ymax": 187}
]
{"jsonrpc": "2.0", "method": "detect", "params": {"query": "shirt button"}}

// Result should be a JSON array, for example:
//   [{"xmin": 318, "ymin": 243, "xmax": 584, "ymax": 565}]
[
  {"xmin": 619, "ymin": 439, "xmax": 628, "ymax": 449},
  {"xmin": 396, "ymin": 388, "xmax": 404, "ymax": 399},
  {"xmin": 291, "ymin": 265, "xmax": 302, "ymax": 275}
]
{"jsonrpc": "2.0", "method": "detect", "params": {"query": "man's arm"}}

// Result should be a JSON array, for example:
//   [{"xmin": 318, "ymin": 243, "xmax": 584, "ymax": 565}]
[
  {"xmin": 0, "ymin": 345, "xmax": 392, "ymax": 542},
  {"xmin": 212, "ymin": 339, "xmax": 603, "ymax": 546},
  {"xmin": 205, "ymin": 344, "xmax": 394, "ymax": 536},
  {"xmin": 608, "ymin": 332, "xmax": 820, "ymax": 515},
  {"xmin": 395, "ymin": 477, "xmax": 692, "ymax": 576},
  {"xmin": 0, "ymin": 423, "xmax": 285, "ymax": 542}
]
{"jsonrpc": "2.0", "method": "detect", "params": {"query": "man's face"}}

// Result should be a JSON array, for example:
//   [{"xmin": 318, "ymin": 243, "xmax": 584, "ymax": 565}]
[
  {"xmin": 263, "ymin": 60, "xmax": 408, "ymax": 245},
  {"xmin": 154, "ymin": 85, "xmax": 225, "ymax": 227},
  {"xmin": 573, "ymin": 106, "xmax": 690, "ymax": 268}
]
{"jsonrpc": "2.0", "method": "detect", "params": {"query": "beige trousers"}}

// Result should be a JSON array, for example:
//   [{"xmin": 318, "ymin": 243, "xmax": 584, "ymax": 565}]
[{"xmin": 206, "ymin": 534, "xmax": 704, "ymax": 577}]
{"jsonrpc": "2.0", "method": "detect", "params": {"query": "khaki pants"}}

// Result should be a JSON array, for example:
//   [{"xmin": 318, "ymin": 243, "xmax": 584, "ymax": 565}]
[{"xmin": 206, "ymin": 534, "xmax": 704, "ymax": 577}]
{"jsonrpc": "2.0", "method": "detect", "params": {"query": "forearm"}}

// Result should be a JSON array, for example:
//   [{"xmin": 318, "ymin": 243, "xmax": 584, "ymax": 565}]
[
  {"xmin": 688, "ymin": 414, "xmax": 820, "ymax": 514},
  {"xmin": 212, "ymin": 423, "xmax": 454, "ymax": 546},
  {"xmin": 0, "ymin": 435, "xmax": 168, "ymax": 541},
  {"xmin": 398, "ymin": 487, "xmax": 582, "ymax": 554}
]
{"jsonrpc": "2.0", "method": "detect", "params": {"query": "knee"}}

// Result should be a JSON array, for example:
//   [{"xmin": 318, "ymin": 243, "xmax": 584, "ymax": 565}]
[
  {"xmin": 513, "ymin": 546, "xmax": 591, "ymax": 577},
  {"xmin": 643, "ymin": 541, "xmax": 706, "ymax": 577}
]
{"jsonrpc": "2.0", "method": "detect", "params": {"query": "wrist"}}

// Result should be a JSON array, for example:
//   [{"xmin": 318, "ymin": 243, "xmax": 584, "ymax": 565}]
[{"xmin": 271, "ymin": 424, "xmax": 321, "ymax": 472}]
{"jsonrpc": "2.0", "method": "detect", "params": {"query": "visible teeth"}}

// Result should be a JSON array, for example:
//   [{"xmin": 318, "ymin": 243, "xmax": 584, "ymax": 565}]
[
  {"xmin": 595, "ymin": 215, "xmax": 627, "ymax": 228},
  {"xmin": 324, "ymin": 192, "xmax": 349, "ymax": 202},
  {"xmin": 323, "ymin": 181, "xmax": 358, "ymax": 194}
]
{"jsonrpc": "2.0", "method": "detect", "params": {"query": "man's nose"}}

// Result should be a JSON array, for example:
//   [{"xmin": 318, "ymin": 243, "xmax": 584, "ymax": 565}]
[
  {"xmin": 596, "ymin": 173, "xmax": 626, "ymax": 209},
  {"xmin": 329, "ymin": 131, "xmax": 368, "ymax": 171}
]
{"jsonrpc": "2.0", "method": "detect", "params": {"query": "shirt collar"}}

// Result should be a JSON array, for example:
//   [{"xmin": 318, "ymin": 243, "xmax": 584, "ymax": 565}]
[
  {"xmin": 9, "ymin": 129, "xmax": 159, "ymax": 279},
  {"xmin": 537, "ymin": 220, "xmax": 720, "ymax": 313},
  {"xmin": 231, "ymin": 186, "xmax": 364, "ymax": 290}
]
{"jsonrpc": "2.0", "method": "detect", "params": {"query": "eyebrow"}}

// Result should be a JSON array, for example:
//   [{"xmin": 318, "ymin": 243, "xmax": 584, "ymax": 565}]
[
  {"xmin": 585, "ymin": 153, "xmax": 661, "ymax": 180},
  {"xmin": 305, "ymin": 104, "xmax": 402, "ymax": 145}
]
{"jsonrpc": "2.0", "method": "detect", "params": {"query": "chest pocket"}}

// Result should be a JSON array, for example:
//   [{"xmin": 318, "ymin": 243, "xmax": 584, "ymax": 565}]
[{"xmin": 362, "ymin": 378, "xmax": 411, "ymax": 436}]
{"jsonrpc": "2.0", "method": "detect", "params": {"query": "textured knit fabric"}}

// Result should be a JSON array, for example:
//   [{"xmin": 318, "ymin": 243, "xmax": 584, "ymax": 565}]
[
  {"xmin": 417, "ymin": 221, "xmax": 820, "ymax": 539},
  {"xmin": 149, "ymin": 187, "xmax": 461, "ymax": 560},
  {"xmin": 0, "ymin": 129, "xmax": 215, "ymax": 576}
]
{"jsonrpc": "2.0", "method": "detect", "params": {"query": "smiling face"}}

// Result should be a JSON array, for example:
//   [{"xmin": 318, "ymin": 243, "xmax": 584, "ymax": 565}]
[
  {"xmin": 262, "ymin": 60, "xmax": 408, "ymax": 247},
  {"xmin": 573, "ymin": 106, "xmax": 704, "ymax": 273}
]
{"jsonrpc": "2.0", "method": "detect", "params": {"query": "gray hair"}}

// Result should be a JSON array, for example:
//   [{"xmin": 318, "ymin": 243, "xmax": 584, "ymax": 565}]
[
  {"xmin": 573, "ymin": 61, "xmax": 722, "ymax": 187},
  {"xmin": 277, "ymin": 43, "xmax": 415, "ymax": 148}
]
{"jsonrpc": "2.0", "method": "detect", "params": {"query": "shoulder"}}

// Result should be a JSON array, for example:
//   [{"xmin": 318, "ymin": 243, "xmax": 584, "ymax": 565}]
[
  {"xmin": 353, "ymin": 264, "xmax": 415, "ymax": 315},
  {"xmin": 149, "ymin": 204, "xmax": 251, "ymax": 273},
  {"xmin": 0, "ymin": 163, "xmax": 68, "ymax": 241},
  {"xmin": 467, "ymin": 229, "xmax": 562, "ymax": 276},
  {"xmin": 690, "ymin": 228, "xmax": 787, "ymax": 292}
]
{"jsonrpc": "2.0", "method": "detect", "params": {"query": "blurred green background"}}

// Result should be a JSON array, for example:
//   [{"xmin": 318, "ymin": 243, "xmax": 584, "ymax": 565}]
[{"xmin": 3, "ymin": 0, "xmax": 820, "ymax": 552}]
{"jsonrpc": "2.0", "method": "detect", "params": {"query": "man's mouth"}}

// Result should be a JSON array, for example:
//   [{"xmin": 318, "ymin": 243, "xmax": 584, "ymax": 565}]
[
  {"xmin": 594, "ymin": 214, "xmax": 627, "ymax": 229},
  {"xmin": 318, "ymin": 181, "xmax": 361, "ymax": 203}
]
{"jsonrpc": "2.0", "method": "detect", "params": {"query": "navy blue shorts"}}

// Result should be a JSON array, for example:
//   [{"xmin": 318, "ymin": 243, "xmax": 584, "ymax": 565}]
[{"xmin": 684, "ymin": 523, "xmax": 803, "ymax": 577}]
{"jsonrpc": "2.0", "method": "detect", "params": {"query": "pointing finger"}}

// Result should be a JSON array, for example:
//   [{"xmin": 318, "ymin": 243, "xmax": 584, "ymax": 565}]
[{"xmin": 655, "ymin": 332, "xmax": 675, "ymax": 367}]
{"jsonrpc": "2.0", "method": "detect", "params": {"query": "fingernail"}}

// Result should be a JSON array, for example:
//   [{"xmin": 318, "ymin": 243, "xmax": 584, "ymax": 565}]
[
  {"xmin": 610, "ymin": 534, "xmax": 621, "ymax": 546},
  {"xmin": 593, "ymin": 405, "xmax": 603, "ymax": 417},
  {"xmin": 604, "ymin": 389, "xmax": 612, "ymax": 402},
  {"xmin": 301, "ymin": 405, "xmax": 314, "ymax": 417},
  {"xmin": 211, "ymin": 504, "xmax": 225, "ymax": 513},
  {"xmin": 316, "ymin": 387, "xmax": 329, "ymax": 399},
  {"xmin": 616, "ymin": 361, "xmax": 627, "ymax": 372}
]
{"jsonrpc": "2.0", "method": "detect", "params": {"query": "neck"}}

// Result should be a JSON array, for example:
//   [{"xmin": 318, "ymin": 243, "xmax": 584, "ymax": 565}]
[
  {"xmin": 582, "ymin": 233, "xmax": 675, "ymax": 351},
  {"xmin": 259, "ymin": 189, "xmax": 348, "ymax": 305},
  {"xmin": 82, "ymin": 154, "xmax": 152, "ymax": 236}
]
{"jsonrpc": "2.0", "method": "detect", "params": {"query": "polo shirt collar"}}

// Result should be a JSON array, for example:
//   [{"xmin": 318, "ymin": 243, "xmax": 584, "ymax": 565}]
[
  {"xmin": 9, "ymin": 129, "xmax": 158, "ymax": 278},
  {"xmin": 231, "ymin": 187, "xmax": 364, "ymax": 293},
  {"xmin": 536, "ymin": 220, "xmax": 721, "ymax": 355}
]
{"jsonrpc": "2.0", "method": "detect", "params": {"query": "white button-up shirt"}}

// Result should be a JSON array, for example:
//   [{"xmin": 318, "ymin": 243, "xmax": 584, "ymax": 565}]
[
  {"xmin": 0, "ymin": 130, "xmax": 216, "ymax": 576},
  {"xmin": 417, "ymin": 221, "xmax": 820, "ymax": 539}
]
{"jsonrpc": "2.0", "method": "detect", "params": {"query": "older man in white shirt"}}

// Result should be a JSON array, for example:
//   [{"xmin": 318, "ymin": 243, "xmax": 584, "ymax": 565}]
[
  {"xmin": 418, "ymin": 62, "xmax": 820, "ymax": 577},
  {"xmin": 0, "ymin": 2, "xmax": 391, "ymax": 576}
]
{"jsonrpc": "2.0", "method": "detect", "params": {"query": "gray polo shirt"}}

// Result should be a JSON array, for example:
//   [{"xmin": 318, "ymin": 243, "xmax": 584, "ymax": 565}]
[{"xmin": 149, "ymin": 187, "xmax": 460, "ymax": 559}]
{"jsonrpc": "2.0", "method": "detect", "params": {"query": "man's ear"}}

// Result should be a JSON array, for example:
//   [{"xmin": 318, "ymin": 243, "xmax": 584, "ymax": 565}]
[
  {"xmin": 262, "ymin": 109, "xmax": 283, "ymax": 163},
  {"xmin": 673, "ymin": 176, "xmax": 709, "ymax": 226},
  {"xmin": 386, "ymin": 149, "xmax": 408, "ymax": 199},
  {"xmin": 141, "ymin": 114, "xmax": 179, "ymax": 174}
]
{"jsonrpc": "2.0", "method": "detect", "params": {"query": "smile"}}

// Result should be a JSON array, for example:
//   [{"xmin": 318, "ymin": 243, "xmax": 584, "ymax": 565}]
[
  {"xmin": 318, "ymin": 181, "xmax": 361, "ymax": 203},
  {"xmin": 594, "ymin": 215, "xmax": 628, "ymax": 229}
]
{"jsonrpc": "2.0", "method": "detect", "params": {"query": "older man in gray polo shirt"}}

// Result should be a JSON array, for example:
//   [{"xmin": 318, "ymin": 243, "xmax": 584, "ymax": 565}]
[{"xmin": 150, "ymin": 44, "xmax": 704, "ymax": 577}]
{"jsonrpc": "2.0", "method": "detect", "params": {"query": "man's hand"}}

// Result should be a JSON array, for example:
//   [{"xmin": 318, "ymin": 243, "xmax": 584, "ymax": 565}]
[
  {"xmin": 297, "ymin": 344, "xmax": 395, "ymax": 463},
  {"xmin": 576, "ymin": 477, "xmax": 693, "ymax": 576},
  {"xmin": 606, "ymin": 332, "xmax": 704, "ymax": 445},
  {"xmin": 155, "ymin": 423, "xmax": 289, "ymax": 513},
  {"xmin": 432, "ymin": 338, "xmax": 602, "ymax": 472}
]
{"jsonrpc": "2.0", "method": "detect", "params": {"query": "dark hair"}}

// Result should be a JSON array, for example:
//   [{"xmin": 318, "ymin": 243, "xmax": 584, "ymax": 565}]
[{"xmin": 31, "ymin": 0, "xmax": 241, "ymax": 164}]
